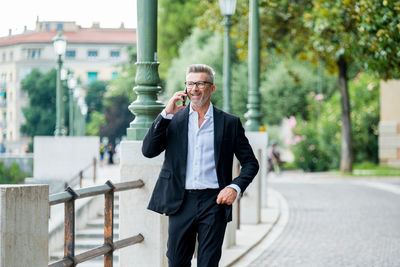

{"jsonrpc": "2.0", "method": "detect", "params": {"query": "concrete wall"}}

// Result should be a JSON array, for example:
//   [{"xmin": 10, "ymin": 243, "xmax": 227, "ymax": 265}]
[
  {"xmin": 379, "ymin": 80, "xmax": 400, "ymax": 167},
  {"xmin": 119, "ymin": 141, "xmax": 168, "ymax": 267},
  {"xmin": 0, "ymin": 185, "xmax": 49, "ymax": 267},
  {"xmin": 33, "ymin": 136, "xmax": 99, "ymax": 183}
]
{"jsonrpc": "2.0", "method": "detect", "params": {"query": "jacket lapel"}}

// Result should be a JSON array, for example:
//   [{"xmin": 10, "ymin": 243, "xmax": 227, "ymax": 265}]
[
  {"xmin": 175, "ymin": 106, "xmax": 190, "ymax": 179},
  {"xmin": 213, "ymin": 106, "xmax": 224, "ymax": 170}
]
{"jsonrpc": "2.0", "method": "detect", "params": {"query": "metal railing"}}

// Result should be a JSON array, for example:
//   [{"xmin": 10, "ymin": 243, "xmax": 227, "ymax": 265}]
[
  {"xmin": 48, "ymin": 179, "xmax": 145, "ymax": 267},
  {"xmin": 52, "ymin": 158, "xmax": 97, "ymax": 194}
]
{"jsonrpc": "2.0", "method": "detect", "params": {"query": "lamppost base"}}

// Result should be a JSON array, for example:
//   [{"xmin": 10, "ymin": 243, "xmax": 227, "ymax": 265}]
[{"xmin": 126, "ymin": 128, "xmax": 150, "ymax": 141}]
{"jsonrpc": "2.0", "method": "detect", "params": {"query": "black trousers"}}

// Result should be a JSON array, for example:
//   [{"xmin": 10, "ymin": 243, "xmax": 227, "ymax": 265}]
[{"xmin": 167, "ymin": 189, "xmax": 228, "ymax": 267}]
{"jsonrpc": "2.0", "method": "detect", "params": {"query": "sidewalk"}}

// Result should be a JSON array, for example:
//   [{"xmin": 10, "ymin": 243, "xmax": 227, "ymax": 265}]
[
  {"xmin": 188, "ymin": 187, "xmax": 285, "ymax": 267},
  {"xmin": 220, "ymin": 188, "xmax": 284, "ymax": 267}
]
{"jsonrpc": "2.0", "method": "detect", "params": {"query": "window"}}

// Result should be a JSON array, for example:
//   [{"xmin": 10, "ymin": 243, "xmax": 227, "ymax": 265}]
[
  {"xmin": 110, "ymin": 50, "xmax": 120, "ymax": 58},
  {"xmin": 57, "ymin": 23, "xmax": 63, "ymax": 30},
  {"xmin": 9, "ymin": 51, "xmax": 13, "ymax": 61},
  {"xmin": 66, "ymin": 50, "xmax": 76, "ymax": 59},
  {"xmin": 87, "ymin": 72, "xmax": 98, "ymax": 83},
  {"xmin": 111, "ymin": 72, "xmax": 118, "ymax": 80},
  {"xmin": 88, "ymin": 50, "xmax": 98, "ymax": 58},
  {"xmin": 45, "ymin": 23, "xmax": 51, "ymax": 30},
  {"xmin": 1, "ymin": 73, "xmax": 6, "ymax": 84},
  {"xmin": 2, "ymin": 53, "xmax": 5, "ymax": 62},
  {"xmin": 27, "ymin": 49, "xmax": 41, "ymax": 59},
  {"xmin": 9, "ymin": 73, "xmax": 12, "ymax": 82}
]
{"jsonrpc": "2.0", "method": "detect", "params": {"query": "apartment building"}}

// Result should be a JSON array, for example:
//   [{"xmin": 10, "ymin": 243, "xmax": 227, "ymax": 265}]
[{"xmin": 0, "ymin": 20, "xmax": 136, "ymax": 153}]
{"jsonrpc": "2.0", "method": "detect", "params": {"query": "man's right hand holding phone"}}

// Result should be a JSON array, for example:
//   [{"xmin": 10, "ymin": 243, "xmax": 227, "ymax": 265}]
[{"xmin": 165, "ymin": 90, "xmax": 188, "ymax": 115}]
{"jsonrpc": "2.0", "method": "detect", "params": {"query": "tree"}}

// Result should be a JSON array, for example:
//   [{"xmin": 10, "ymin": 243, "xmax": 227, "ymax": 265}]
[
  {"xmin": 0, "ymin": 162, "xmax": 26, "ymax": 184},
  {"xmin": 85, "ymin": 80, "xmax": 108, "ymax": 121},
  {"xmin": 100, "ymin": 93, "xmax": 134, "ymax": 145},
  {"xmin": 165, "ymin": 27, "xmax": 252, "ymax": 122},
  {"xmin": 20, "ymin": 68, "xmax": 57, "ymax": 137},
  {"xmin": 261, "ymin": 58, "xmax": 336, "ymax": 125},
  {"xmin": 198, "ymin": 0, "xmax": 400, "ymax": 173},
  {"xmin": 158, "ymin": 0, "xmax": 203, "ymax": 78}
]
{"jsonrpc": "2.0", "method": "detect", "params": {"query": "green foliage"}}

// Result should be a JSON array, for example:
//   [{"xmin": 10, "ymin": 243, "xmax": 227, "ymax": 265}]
[
  {"xmin": 0, "ymin": 162, "xmax": 26, "ymax": 184},
  {"xmin": 165, "ymin": 28, "xmax": 224, "ymax": 108},
  {"xmin": 100, "ymin": 94, "xmax": 134, "ymax": 145},
  {"xmin": 165, "ymin": 27, "xmax": 250, "ymax": 122},
  {"xmin": 260, "ymin": 59, "xmax": 336, "ymax": 125},
  {"xmin": 292, "ymin": 73, "xmax": 379, "ymax": 171},
  {"xmin": 352, "ymin": 0, "xmax": 400, "ymax": 78},
  {"xmin": 158, "ymin": 0, "xmax": 203, "ymax": 79},
  {"xmin": 85, "ymin": 81, "xmax": 108, "ymax": 120},
  {"xmin": 20, "ymin": 68, "xmax": 57, "ymax": 137},
  {"xmin": 351, "ymin": 162, "xmax": 400, "ymax": 176},
  {"xmin": 86, "ymin": 111, "xmax": 106, "ymax": 136}
]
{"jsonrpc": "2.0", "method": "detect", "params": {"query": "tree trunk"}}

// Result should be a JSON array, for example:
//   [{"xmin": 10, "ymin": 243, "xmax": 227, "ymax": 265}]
[{"xmin": 337, "ymin": 56, "xmax": 353, "ymax": 173}]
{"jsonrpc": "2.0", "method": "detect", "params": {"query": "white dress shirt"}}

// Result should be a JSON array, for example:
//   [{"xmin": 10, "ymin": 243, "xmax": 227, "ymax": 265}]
[{"xmin": 161, "ymin": 103, "xmax": 241, "ymax": 195}]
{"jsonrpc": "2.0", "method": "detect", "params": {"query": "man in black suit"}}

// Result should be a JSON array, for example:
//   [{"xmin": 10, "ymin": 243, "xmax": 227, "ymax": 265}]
[{"xmin": 142, "ymin": 64, "xmax": 259, "ymax": 267}]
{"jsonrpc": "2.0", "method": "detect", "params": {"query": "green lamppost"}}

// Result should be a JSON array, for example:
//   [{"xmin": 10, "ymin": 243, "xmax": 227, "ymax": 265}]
[
  {"xmin": 219, "ymin": 0, "xmax": 237, "ymax": 114},
  {"xmin": 127, "ymin": 0, "xmax": 164, "ymax": 140},
  {"xmin": 245, "ymin": 0, "xmax": 262, "ymax": 131},
  {"xmin": 53, "ymin": 32, "xmax": 67, "ymax": 136},
  {"xmin": 67, "ymin": 75, "xmax": 77, "ymax": 136}
]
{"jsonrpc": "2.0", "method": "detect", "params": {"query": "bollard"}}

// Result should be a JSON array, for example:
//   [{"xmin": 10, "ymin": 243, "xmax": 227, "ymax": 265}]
[{"xmin": 93, "ymin": 157, "xmax": 97, "ymax": 183}]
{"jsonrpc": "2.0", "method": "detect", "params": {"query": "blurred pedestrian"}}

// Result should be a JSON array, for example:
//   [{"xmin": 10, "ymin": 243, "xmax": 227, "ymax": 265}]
[
  {"xmin": 107, "ymin": 144, "xmax": 114, "ymax": 165},
  {"xmin": 99, "ymin": 143, "xmax": 105, "ymax": 166},
  {"xmin": 267, "ymin": 141, "xmax": 281, "ymax": 174}
]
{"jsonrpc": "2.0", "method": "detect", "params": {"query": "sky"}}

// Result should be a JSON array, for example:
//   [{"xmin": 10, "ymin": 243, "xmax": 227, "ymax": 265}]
[{"xmin": 1, "ymin": 0, "xmax": 137, "ymax": 37}]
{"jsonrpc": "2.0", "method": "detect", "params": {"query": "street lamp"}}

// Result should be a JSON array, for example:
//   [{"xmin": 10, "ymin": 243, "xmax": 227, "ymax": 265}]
[
  {"xmin": 53, "ymin": 31, "xmax": 67, "ymax": 136},
  {"xmin": 219, "ymin": 0, "xmax": 237, "ymax": 113},
  {"xmin": 244, "ymin": 0, "xmax": 262, "ymax": 131},
  {"xmin": 67, "ymin": 75, "xmax": 77, "ymax": 136}
]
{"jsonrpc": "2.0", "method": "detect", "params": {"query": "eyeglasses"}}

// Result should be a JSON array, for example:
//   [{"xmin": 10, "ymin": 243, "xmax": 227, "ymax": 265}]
[{"xmin": 184, "ymin": 81, "xmax": 213, "ymax": 89}]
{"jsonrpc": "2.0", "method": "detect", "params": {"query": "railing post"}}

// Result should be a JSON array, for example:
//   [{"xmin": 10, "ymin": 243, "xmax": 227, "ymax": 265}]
[
  {"xmin": 79, "ymin": 171, "xmax": 83, "ymax": 188},
  {"xmin": 240, "ymin": 132, "xmax": 267, "ymax": 224},
  {"xmin": 0, "ymin": 185, "xmax": 49, "ymax": 266},
  {"xmin": 104, "ymin": 181, "xmax": 115, "ymax": 267},
  {"xmin": 93, "ymin": 157, "xmax": 97, "ymax": 183},
  {"xmin": 65, "ymin": 187, "xmax": 78, "ymax": 266}
]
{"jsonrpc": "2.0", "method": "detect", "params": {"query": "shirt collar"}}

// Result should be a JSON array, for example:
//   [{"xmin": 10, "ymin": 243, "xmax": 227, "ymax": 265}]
[{"xmin": 189, "ymin": 102, "xmax": 214, "ymax": 118}]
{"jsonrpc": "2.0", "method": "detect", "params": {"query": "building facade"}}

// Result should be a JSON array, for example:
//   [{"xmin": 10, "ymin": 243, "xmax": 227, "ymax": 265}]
[
  {"xmin": 379, "ymin": 80, "xmax": 400, "ymax": 168},
  {"xmin": 0, "ymin": 20, "xmax": 136, "ymax": 153}
]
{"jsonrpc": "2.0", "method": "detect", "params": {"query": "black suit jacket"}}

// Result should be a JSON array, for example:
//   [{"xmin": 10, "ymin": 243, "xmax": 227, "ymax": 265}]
[{"xmin": 142, "ymin": 105, "xmax": 259, "ymax": 221}]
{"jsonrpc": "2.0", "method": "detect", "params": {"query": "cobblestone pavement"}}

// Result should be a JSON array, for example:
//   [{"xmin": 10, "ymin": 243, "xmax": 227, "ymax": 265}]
[{"xmin": 249, "ymin": 175, "xmax": 400, "ymax": 267}]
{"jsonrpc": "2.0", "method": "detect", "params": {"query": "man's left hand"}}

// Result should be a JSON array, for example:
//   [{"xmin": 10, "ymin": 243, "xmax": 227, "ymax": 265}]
[{"xmin": 216, "ymin": 187, "xmax": 237, "ymax": 205}]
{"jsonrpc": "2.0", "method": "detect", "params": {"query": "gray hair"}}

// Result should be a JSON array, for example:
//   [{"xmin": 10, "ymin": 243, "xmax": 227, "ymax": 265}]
[{"xmin": 186, "ymin": 64, "xmax": 215, "ymax": 83}]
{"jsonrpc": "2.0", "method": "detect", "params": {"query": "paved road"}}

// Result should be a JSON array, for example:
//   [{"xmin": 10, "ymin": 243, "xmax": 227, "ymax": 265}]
[{"xmin": 249, "ymin": 176, "xmax": 400, "ymax": 267}]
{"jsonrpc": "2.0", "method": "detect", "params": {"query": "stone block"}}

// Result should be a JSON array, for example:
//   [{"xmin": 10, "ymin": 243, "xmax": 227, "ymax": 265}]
[
  {"xmin": 119, "ymin": 141, "xmax": 168, "ymax": 267},
  {"xmin": 0, "ymin": 185, "xmax": 49, "ymax": 267}
]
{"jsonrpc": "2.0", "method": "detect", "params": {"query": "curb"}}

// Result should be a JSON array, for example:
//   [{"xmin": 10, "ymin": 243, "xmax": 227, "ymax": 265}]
[{"xmin": 220, "ymin": 188, "xmax": 288, "ymax": 267}]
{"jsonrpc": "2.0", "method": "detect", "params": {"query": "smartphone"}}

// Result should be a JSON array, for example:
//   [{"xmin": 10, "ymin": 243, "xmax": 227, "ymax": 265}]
[{"xmin": 182, "ymin": 88, "xmax": 187, "ymax": 106}]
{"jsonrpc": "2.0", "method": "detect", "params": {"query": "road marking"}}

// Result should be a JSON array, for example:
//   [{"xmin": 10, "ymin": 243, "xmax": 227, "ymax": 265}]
[{"xmin": 351, "ymin": 181, "xmax": 400, "ymax": 195}]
